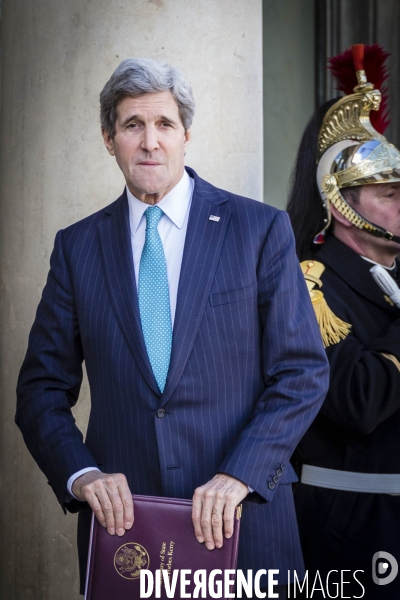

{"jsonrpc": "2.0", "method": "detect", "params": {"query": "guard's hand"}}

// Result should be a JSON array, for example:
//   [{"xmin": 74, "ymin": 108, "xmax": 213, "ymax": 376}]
[
  {"xmin": 192, "ymin": 474, "xmax": 248, "ymax": 550},
  {"xmin": 72, "ymin": 471, "xmax": 133, "ymax": 536}
]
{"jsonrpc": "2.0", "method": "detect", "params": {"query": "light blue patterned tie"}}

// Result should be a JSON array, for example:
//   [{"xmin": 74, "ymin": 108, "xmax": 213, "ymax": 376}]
[{"xmin": 138, "ymin": 206, "xmax": 172, "ymax": 393}]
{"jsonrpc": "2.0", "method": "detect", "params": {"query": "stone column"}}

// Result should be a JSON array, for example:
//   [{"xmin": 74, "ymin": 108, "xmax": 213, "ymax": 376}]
[{"xmin": 0, "ymin": 1, "xmax": 262, "ymax": 598}]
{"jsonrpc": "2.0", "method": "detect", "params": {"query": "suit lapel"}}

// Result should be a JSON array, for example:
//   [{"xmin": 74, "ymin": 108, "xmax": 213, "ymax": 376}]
[
  {"xmin": 97, "ymin": 192, "xmax": 160, "ymax": 395},
  {"xmin": 160, "ymin": 174, "xmax": 231, "ymax": 406}
]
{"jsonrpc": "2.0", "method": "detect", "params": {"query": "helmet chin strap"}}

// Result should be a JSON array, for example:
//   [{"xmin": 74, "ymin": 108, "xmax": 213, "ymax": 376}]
[
  {"xmin": 321, "ymin": 174, "xmax": 400, "ymax": 244},
  {"xmin": 362, "ymin": 222, "xmax": 400, "ymax": 244}
]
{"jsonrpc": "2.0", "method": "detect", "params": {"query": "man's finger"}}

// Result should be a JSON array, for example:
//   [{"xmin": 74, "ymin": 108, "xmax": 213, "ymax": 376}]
[
  {"xmin": 223, "ymin": 492, "xmax": 236, "ymax": 539},
  {"xmin": 95, "ymin": 482, "xmax": 117, "ymax": 535},
  {"xmin": 88, "ymin": 492, "xmax": 107, "ymax": 528},
  {"xmin": 210, "ymin": 496, "xmax": 225, "ymax": 549},
  {"xmin": 192, "ymin": 489, "xmax": 205, "ymax": 543},
  {"xmin": 115, "ymin": 473, "xmax": 134, "ymax": 532},
  {"xmin": 211, "ymin": 508, "xmax": 223, "ymax": 548},
  {"xmin": 104, "ymin": 476, "xmax": 126, "ymax": 535},
  {"xmin": 200, "ymin": 489, "xmax": 216, "ymax": 550},
  {"xmin": 120, "ymin": 490, "xmax": 134, "ymax": 530}
]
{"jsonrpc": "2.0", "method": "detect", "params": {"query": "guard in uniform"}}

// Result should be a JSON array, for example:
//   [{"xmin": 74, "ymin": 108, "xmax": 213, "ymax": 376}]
[{"xmin": 287, "ymin": 45, "xmax": 400, "ymax": 598}]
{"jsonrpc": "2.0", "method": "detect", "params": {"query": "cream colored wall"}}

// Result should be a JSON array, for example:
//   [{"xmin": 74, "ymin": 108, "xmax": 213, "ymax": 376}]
[{"xmin": 0, "ymin": 1, "xmax": 262, "ymax": 598}]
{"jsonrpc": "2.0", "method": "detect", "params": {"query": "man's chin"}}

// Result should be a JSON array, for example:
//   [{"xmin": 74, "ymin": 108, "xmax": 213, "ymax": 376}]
[{"xmin": 127, "ymin": 177, "xmax": 166, "ymax": 197}]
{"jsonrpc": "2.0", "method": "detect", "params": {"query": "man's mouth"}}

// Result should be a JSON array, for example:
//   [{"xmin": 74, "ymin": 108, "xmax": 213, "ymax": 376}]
[{"xmin": 138, "ymin": 161, "xmax": 161, "ymax": 166}]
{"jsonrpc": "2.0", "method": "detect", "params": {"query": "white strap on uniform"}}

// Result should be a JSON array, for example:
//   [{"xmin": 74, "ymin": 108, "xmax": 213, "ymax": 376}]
[{"xmin": 301, "ymin": 464, "xmax": 400, "ymax": 495}]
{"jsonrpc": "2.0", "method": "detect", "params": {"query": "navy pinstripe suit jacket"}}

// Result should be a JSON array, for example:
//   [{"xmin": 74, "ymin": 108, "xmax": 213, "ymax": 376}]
[{"xmin": 16, "ymin": 167, "xmax": 329, "ymax": 589}]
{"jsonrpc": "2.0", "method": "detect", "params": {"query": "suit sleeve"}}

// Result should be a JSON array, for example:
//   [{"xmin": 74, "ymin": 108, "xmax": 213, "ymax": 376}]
[
  {"xmin": 217, "ymin": 210, "xmax": 329, "ymax": 501},
  {"xmin": 16, "ymin": 230, "xmax": 98, "ymax": 511},
  {"xmin": 318, "ymin": 319, "xmax": 400, "ymax": 435}
]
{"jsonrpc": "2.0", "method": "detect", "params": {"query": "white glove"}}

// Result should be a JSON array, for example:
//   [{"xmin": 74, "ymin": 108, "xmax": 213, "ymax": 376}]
[{"xmin": 370, "ymin": 264, "xmax": 400, "ymax": 308}]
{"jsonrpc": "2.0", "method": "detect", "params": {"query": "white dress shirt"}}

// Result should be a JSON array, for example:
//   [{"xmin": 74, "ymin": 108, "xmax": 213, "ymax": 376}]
[
  {"xmin": 67, "ymin": 170, "xmax": 194, "ymax": 498},
  {"xmin": 127, "ymin": 169, "xmax": 194, "ymax": 325}
]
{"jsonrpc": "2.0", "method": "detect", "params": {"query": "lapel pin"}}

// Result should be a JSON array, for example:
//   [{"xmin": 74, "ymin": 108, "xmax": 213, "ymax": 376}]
[{"xmin": 209, "ymin": 215, "xmax": 220, "ymax": 222}]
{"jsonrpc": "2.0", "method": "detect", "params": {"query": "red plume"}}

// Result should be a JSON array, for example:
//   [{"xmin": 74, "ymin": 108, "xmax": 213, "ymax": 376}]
[
  {"xmin": 328, "ymin": 44, "xmax": 390, "ymax": 134},
  {"xmin": 351, "ymin": 44, "xmax": 365, "ymax": 71}
]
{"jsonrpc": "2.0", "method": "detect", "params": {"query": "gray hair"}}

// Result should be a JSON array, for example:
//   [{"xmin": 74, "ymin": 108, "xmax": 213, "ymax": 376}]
[{"xmin": 100, "ymin": 58, "xmax": 195, "ymax": 137}]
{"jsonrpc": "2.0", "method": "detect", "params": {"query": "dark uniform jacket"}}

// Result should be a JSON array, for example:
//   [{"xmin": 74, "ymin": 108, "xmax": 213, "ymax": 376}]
[{"xmin": 294, "ymin": 235, "xmax": 400, "ymax": 599}]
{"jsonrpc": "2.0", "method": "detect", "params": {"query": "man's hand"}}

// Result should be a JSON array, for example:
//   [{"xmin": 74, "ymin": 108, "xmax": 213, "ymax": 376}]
[
  {"xmin": 192, "ymin": 474, "xmax": 248, "ymax": 550},
  {"xmin": 72, "ymin": 471, "xmax": 133, "ymax": 536}
]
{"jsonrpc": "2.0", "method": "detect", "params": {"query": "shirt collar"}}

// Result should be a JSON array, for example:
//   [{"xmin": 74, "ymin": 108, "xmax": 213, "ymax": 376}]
[
  {"xmin": 126, "ymin": 169, "xmax": 194, "ymax": 235},
  {"xmin": 360, "ymin": 255, "xmax": 396, "ymax": 271}
]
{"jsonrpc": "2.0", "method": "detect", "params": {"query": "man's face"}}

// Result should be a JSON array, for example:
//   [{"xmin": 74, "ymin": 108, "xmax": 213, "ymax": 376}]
[
  {"xmin": 102, "ymin": 91, "xmax": 190, "ymax": 204},
  {"xmin": 353, "ymin": 182, "xmax": 400, "ymax": 251}
]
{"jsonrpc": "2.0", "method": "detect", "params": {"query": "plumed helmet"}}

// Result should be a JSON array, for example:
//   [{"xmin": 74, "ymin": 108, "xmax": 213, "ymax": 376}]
[{"xmin": 316, "ymin": 44, "xmax": 400, "ymax": 244}]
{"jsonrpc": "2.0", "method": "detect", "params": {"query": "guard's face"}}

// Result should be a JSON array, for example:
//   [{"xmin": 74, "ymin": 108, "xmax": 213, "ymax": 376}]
[
  {"xmin": 103, "ymin": 91, "xmax": 190, "ymax": 204},
  {"xmin": 353, "ymin": 182, "xmax": 400, "ymax": 250}
]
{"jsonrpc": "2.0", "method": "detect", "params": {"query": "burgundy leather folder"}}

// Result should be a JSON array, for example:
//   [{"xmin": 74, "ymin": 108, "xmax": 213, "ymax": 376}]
[{"xmin": 84, "ymin": 494, "xmax": 241, "ymax": 599}]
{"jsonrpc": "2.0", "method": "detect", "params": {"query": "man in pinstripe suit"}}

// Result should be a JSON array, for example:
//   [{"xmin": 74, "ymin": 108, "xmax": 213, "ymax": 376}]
[{"xmin": 16, "ymin": 58, "xmax": 329, "ymax": 597}]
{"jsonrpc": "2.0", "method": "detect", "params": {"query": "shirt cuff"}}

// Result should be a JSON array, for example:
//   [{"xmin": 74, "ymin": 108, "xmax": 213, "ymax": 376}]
[
  {"xmin": 67, "ymin": 467, "xmax": 101, "ymax": 500},
  {"xmin": 248, "ymin": 486, "xmax": 254, "ymax": 493}
]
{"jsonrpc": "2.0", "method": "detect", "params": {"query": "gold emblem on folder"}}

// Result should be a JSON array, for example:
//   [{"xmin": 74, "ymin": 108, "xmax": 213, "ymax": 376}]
[{"xmin": 114, "ymin": 542, "xmax": 150, "ymax": 579}]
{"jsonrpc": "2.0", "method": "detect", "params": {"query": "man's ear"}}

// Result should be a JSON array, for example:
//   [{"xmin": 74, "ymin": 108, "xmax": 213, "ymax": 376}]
[
  {"xmin": 183, "ymin": 129, "xmax": 191, "ymax": 149},
  {"xmin": 102, "ymin": 129, "xmax": 115, "ymax": 156},
  {"xmin": 331, "ymin": 203, "xmax": 353, "ymax": 228}
]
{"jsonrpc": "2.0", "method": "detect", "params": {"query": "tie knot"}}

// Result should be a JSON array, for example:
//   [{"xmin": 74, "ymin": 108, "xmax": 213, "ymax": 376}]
[{"xmin": 145, "ymin": 206, "xmax": 163, "ymax": 229}]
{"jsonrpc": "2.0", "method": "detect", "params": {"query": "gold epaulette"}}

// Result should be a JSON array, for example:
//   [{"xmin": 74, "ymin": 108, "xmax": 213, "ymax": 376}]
[{"xmin": 301, "ymin": 260, "xmax": 352, "ymax": 348}]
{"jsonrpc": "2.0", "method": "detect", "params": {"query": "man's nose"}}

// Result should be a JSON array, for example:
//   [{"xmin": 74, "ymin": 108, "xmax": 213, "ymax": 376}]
[{"xmin": 141, "ymin": 125, "xmax": 159, "ymax": 152}]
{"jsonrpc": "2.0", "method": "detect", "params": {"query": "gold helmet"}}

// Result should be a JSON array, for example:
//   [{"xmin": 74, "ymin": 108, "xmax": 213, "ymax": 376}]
[{"xmin": 316, "ymin": 44, "xmax": 400, "ymax": 244}]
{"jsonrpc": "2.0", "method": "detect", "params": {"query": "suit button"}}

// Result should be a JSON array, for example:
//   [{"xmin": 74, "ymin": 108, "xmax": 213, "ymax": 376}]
[
  {"xmin": 276, "ymin": 469, "xmax": 282, "ymax": 476},
  {"xmin": 268, "ymin": 482, "xmax": 275, "ymax": 490},
  {"xmin": 273, "ymin": 475, "xmax": 279, "ymax": 483},
  {"xmin": 157, "ymin": 409, "xmax": 166, "ymax": 418},
  {"xmin": 280, "ymin": 464, "xmax": 284, "ymax": 470}
]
